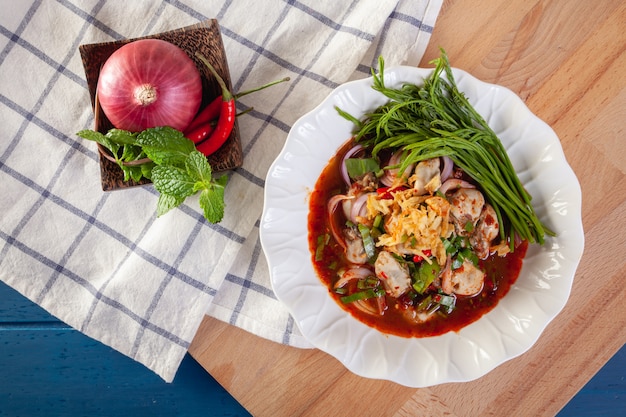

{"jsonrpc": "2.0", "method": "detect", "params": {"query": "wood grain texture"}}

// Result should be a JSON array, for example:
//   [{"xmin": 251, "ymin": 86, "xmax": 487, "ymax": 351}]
[{"xmin": 189, "ymin": 1, "xmax": 626, "ymax": 416}]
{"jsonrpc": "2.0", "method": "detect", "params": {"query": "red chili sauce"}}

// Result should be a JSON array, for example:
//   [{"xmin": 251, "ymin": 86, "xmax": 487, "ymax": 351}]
[{"xmin": 308, "ymin": 140, "xmax": 528, "ymax": 338}]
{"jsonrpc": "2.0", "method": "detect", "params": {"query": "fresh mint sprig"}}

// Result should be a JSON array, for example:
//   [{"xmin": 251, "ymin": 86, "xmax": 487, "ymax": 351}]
[{"xmin": 77, "ymin": 126, "xmax": 227, "ymax": 223}]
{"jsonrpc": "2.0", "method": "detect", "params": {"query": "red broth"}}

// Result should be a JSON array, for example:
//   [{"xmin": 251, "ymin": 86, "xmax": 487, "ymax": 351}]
[{"xmin": 308, "ymin": 139, "xmax": 527, "ymax": 338}]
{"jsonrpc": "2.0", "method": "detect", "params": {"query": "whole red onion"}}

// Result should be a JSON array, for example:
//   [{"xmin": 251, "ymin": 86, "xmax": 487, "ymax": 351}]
[{"xmin": 97, "ymin": 39, "xmax": 202, "ymax": 132}]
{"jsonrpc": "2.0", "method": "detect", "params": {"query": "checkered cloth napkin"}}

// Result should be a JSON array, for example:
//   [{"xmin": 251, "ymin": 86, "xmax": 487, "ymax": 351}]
[{"xmin": 0, "ymin": 0, "xmax": 442, "ymax": 381}]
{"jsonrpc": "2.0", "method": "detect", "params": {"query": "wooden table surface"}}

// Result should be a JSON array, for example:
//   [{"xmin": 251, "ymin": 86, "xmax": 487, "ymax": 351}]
[{"xmin": 189, "ymin": 0, "xmax": 626, "ymax": 415}]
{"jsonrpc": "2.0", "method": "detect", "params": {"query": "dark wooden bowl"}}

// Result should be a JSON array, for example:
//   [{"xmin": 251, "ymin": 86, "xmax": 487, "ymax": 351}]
[{"xmin": 78, "ymin": 19, "xmax": 242, "ymax": 191}]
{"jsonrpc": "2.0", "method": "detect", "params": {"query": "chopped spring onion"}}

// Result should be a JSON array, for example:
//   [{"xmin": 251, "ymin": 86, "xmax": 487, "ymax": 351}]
[
  {"xmin": 415, "ymin": 292, "xmax": 457, "ymax": 315},
  {"xmin": 357, "ymin": 224, "xmax": 376, "ymax": 259},
  {"xmin": 434, "ymin": 293, "xmax": 456, "ymax": 314},
  {"xmin": 357, "ymin": 276, "xmax": 380, "ymax": 289},
  {"xmin": 452, "ymin": 247, "xmax": 479, "ymax": 269},
  {"xmin": 442, "ymin": 237, "xmax": 457, "ymax": 255},
  {"xmin": 340, "ymin": 287, "xmax": 385, "ymax": 304},
  {"xmin": 416, "ymin": 295, "xmax": 433, "ymax": 312},
  {"xmin": 315, "ymin": 233, "xmax": 330, "ymax": 261},
  {"xmin": 413, "ymin": 260, "xmax": 440, "ymax": 294},
  {"xmin": 372, "ymin": 214, "xmax": 383, "ymax": 229}
]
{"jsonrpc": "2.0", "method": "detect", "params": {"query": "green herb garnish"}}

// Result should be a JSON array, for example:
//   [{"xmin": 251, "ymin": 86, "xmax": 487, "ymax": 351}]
[
  {"xmin": 357, "ymin": 223, "xmax": 376, "ymax": 259},
  {"xmin": 344, "ymin": 157, "xmax": 380, "ymax": 179},
  {"xmin": 340, "ymin": 287, "xmax": 385, "ymax": 304},
  {"xmin": 77, "ymin": 126, "xmax": 227, "ymax": 223},
  {"xmin": 337, "ymin": 49, "xmax": 554, "ymax": 248},
  {"xmin": 412, "ymin": 260, "xmax": 440, "ymax": 294},
  {"xmin": 315, "ymin": 233, "xmax": 330, "ymax": 261}
]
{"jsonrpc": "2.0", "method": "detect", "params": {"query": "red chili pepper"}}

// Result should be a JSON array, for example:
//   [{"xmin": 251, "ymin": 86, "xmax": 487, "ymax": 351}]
[
  {"xmin": 186, "ymin": 121, "xmax": 216, "ymax": 144},
  {"xmin": 187, "ymin": 75, "xmax": 289, "ymax": 136},
  {"xmin": 412, "ymin": 249, "xmax": 432, "ymax": 263},
  {"xmin": 186, "ymin": 107, "xmax": 255, "ymax": 145},
  {"xmin": 377, "ymin": 187, "xmax": 392, "ymax": 199},
  {"xmin": 377, "ymin": 186, "xmax": 408, "ymax": 200},
  {"xmin": 195, "ymin": 53, "xmax": 236, "ymax": 156},
  {"xmin": 184, "ymin": 95, "xmax": 222, "ymax": 136}
]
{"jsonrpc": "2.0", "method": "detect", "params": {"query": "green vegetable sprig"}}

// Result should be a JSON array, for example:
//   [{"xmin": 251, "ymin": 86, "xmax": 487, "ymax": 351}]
[
  {"xmin": 77, "ymin": 126, "xmax": 227, "ymax": 223},
  {"xmin": 336, "ymin": 49, "xmax": 554, "ymax": 247}
]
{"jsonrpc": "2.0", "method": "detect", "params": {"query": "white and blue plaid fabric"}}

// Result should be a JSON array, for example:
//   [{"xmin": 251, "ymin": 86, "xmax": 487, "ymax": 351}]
[{"xmin": 0, "ymin": 0, "xmax": 442, "ymax": 381}]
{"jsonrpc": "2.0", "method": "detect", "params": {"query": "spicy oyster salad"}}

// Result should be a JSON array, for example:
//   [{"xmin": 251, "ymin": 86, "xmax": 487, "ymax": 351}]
[{"xmin": 310, "ymin": 50, "xmax": 554, "ymax": 334}]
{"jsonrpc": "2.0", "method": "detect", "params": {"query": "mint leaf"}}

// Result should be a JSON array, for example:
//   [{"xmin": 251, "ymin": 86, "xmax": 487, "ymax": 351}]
[
  {"xmin": 119, "ymin": 142, "xmax": 145, "ymax": 162},
  {"xmin": 140, "ymin": 161, "xmax": 155, "ymax": 180},
  {"xmin": 77, "ymin": 129, "xmax": 120, "ymax": 157},
  {"xmin": 136, "ymin": 126, "xmax": 195, "ymax": 166},
  {"xmin": 77, "ymin": 126, "xmax": 229, "ymax": 223},
  {"xmin": 214, "ymin": 174, "xmax": 228, "ymax": 188},
  {"xmin": 77, "ymin": 129, "xmax": 107, "ymax": 145},
  {"xmin": 199, "ymin": 177, "xmax": 227, "ymax": 223},
  {"xmin": 106, "ymin": 129, "xmax": 138, "ymax": 145},
  {"xmin": 185, "ymin": 150, "xmax": 212, "ymax": 183},
  {"xmin": 157, "ymin": 193, "xmax": 186, "ymax": 217},
  {"xmin": 118, "ymin": 144, "xmax": 150, "ymax": 182},
  {"xmin": 123, "ymin": 165, "xmax": 145, "ymax": 183},
  {"xmin": 151, "ymin": 165, "xmax": 195, "ymax": 198},
  {"xmin": 188, "ymin": 152, "xmax": 227, "ymax": 223}
]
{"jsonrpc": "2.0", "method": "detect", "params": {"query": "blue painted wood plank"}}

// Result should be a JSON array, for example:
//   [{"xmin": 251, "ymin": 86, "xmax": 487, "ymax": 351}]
[
  {"xmin": 0, "ymin": 281, "xmax": 251, "ymax": 417},
  {"xmin": 0, "ymin": 330, "xmax": 251, "ymax": 416},
  {"xmin": 0, "ymin": 281, "xmax": 60, "ymax": 323}
]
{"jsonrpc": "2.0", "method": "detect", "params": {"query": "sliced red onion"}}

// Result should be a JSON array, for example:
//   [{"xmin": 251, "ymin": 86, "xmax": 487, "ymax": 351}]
[
  {"xmin": 342, "ymin": 198, "xmax": 353, "ymax": 220},
  {"xmin": 381, "ymin": 149, "xmax": 414, "ymax": 186},
  {"xmin": 334, "ymin": 266, "xmax": 374, "ymax": 289},
  {"xmin": 335, "ymin": 266, "xmax": 386, "ymax": 315},
  {"xmin": 374, "ymin": 294, "xmax": 387, "ymax": 314},
  {"xmin": 353, "ymin": 290, "xmax": 387, "ymax": 315},
  {"xmin": 327, "ymin": 194, "xmax": 353, "ymax": 249},
  {"xmin": 341, "ymin": 144, "xmax": 364, "ymax": 186},
  {"xmin": 379, "ymin": 173, "xmax": 394, "ymax": 187},
  {"xmin": 353, "ymin": 299, "xmax": 380, "ymax": 315},
  {"xmin": 349, "ymin": 192, "xmax": 374, "ymax": 223},
  {"xmin": 389, "ymin": 149, "xmax": 403, "ymax": 165},
  {"xmin": 440, "ymin": 156, "xmax": 454, "ymax": 182},
  {"xmin": 439, "ymin": 178, "xmax": 476, "ymax": 195},
  {"xmin": 438, "ymin": 254, "xmax": 452, "ymax": 290}
]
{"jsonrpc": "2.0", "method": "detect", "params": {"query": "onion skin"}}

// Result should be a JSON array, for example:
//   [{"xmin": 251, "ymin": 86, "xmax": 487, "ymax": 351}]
[{"xmin": 97, "ymin": 39, "xmax": 202, "ymax": 132}]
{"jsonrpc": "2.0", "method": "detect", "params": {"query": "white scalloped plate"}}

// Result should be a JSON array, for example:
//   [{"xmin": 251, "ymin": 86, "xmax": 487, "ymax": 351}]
[{"xmin": 260, "ymin": 66, "xmax": 584, "ymax": 388}]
